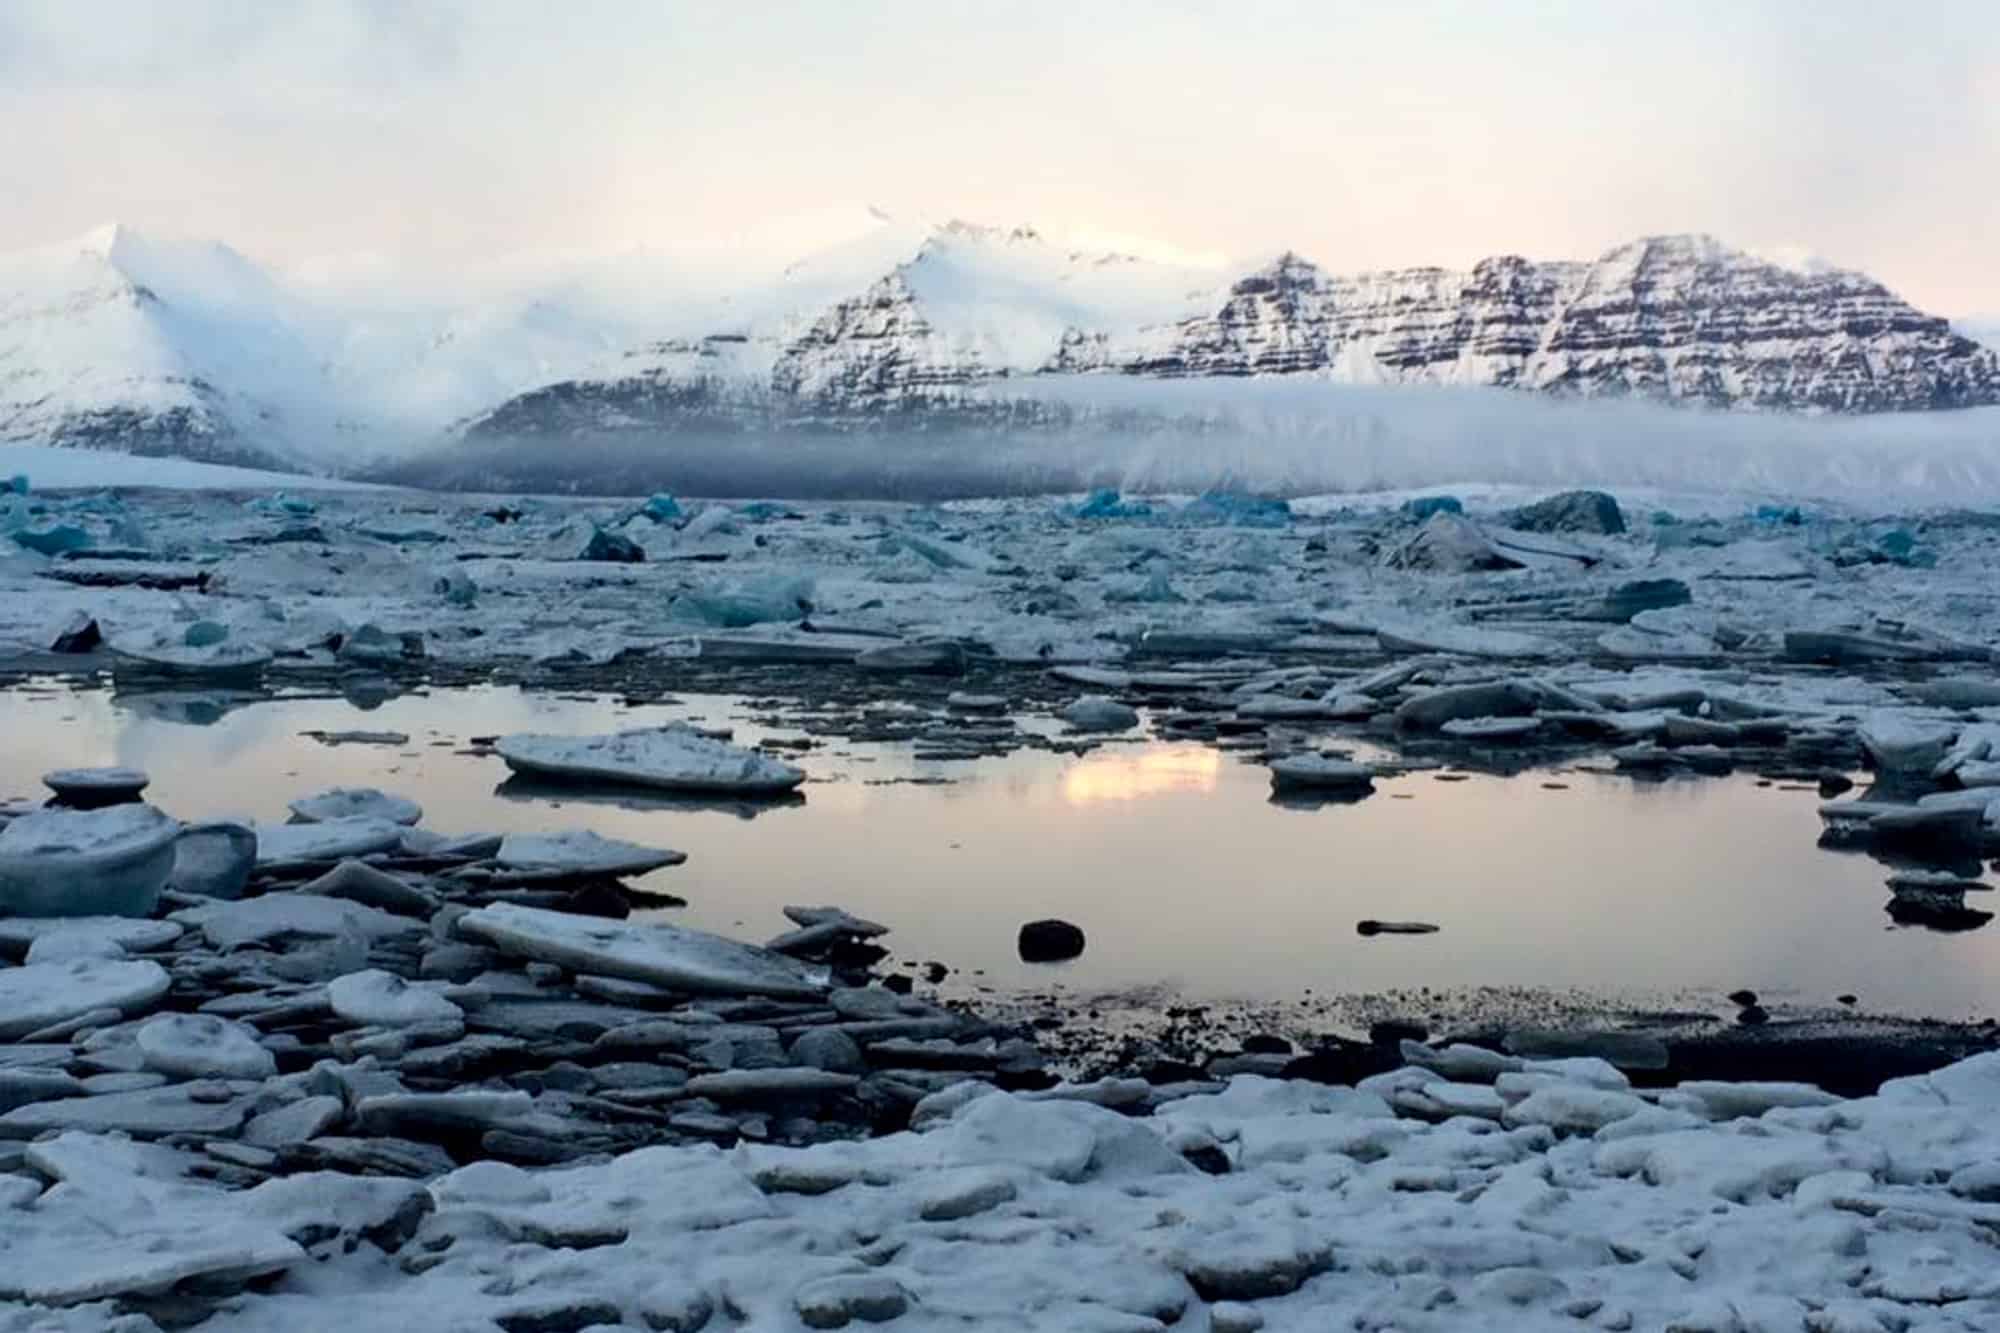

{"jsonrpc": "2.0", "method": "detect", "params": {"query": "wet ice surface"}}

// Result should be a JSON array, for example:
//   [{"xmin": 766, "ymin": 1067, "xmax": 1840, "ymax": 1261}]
[{"xmin": 4, "ymin": 681, "xmax": 1995, "ymax": 1021}]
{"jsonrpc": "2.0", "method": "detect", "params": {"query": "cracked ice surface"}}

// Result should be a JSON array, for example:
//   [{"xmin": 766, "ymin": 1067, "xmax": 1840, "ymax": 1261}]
[{"xmin": 4, "ymin": 1054, "xmax": 2000, "ymax": 1329}]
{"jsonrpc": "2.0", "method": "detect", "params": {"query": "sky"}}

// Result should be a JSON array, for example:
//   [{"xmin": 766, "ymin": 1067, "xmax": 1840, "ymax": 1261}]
[{"xmin": 1, "ymin": 0, "xmax": 1996, "ymax": 312}]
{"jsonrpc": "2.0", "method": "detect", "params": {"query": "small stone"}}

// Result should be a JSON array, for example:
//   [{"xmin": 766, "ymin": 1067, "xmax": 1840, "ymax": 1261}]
[
  {"xmin": 794, "ymin": 1273, "xmax": 910, "ymax": 1329},
  {"xmin": 1737, "ymin": 1003, "xmax": 1770, "ymax": 1026},
  {"xmin": 1726, "ymin": 989, "xmax": 1758, "ymax": 1007},
  {"xmin": 1018, "ymin": 919, "xmax": 1086, "ymax": 963}
]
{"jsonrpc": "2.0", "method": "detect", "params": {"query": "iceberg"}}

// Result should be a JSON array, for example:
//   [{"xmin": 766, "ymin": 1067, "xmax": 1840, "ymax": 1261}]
[{"xmin": 495, "ymin": 724, "xmax": 807, "ymax": 795}]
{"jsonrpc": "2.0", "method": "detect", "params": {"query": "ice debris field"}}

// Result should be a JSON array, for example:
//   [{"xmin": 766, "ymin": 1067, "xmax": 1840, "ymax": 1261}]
[{"xmin": 8, "ymin": 465, "xmax": 2000, "ymax": 1328}]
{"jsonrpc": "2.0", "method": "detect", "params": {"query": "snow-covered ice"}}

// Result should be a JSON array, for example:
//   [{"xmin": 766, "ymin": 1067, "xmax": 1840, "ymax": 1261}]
[
  {"xmin": 457, "ymin": 902, "xmax": 827, "ymax": 1000},
  {"xmin": 496, "ymin": 724, "xmax": 807, "ymax": 795},
  {"xmin": 0, "ymin": 804, "xmax": 182, "ymax": 918}
]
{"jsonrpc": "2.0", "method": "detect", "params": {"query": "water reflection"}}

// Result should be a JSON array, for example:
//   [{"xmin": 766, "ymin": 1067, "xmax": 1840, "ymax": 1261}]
[
  {"xmin": 111, "ymin": 687, "xmax": 274, "ymax": 727},
  {"xmin": 1062, "ymin": 745, "xmax": 1219, "ymax": 805},
  {"xmin": 3, "ymin": 681, "xmax": 1999, "ymax": 1017}
]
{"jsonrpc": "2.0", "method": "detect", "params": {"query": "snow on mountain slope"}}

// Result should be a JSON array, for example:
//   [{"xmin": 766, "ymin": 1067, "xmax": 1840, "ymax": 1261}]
[
  {"xmin": 0, "ymin": 225, "xmax": 351, "ymax": 469},
  {"xmin": 8, "ymin": 215, "xmax": 1998, "ymax": 484},
  {"xmin": 465, "ymin": 228, "xmax": 2000, "ymax": 446},
  {"xmin": 1961, "ymin": 316, "xmax": 2000, "ymax": 353}
]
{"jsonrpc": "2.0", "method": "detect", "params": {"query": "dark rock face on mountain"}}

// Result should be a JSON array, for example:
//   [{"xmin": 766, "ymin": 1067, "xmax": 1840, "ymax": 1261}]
[
  {"xmin": 1124, "ymin": 237, "xmax": 1999, "ymax": 412},
  {"xmin": 462, "ymin": 233, "xmax": 2000, "ymax": 447},
  {"xmin": 9, "ymin": 222, "xmax": 1998, "ymax": 474}
]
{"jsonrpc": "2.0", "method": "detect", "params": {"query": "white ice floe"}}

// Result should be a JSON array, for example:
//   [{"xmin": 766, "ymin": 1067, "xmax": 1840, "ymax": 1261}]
[
  {"xmin": 327, "ymin": 968, "xmax": 465, "ymax": 1028},
  {"xmin": 287, "ymin": 787, "xmax": 424, "ymax": 826},
  {"xmin": 1268, "ymin": 754, "xmax": 1377, "ymax": 791},
  {"xmin": 0, "ymin": 957, "xmax": 170, "ymax": 1039},
  {"xmin": 456, "ymin": 902, "xmax": 825, "ymax": 999},
  {"xmin": 495, "ymin": 724, "xmax": 807, "ymax": 795},
  {"xmin": 1061, "ymin": 695, "xmax": 1141, "ymax": 731},
  {"xmin": 252, "ymin": 817, "xmax": 406, "ymax": 866},
  {"xmin": 134, "ymin": 1012, "xmax": 277, "ymax": 1079},
  {"xmin": 169, "ymin": 893, "xmax": 420, "ymax": 950},
  {"xmin": 1375, "ymin": 621, "xmax": 1561, "ymax": 659},
  {"xmin": 0, "ymin": 803, "xmax": 183, "ymax": 918},
  {"xmin": 494, "ymin": 829, "xmax": 687, "ymax": 877}
]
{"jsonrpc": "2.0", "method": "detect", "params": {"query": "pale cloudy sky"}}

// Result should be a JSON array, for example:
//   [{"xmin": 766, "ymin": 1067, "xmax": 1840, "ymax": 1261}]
[{"xmin": 2, "ymin": 0, "xmax": 1996, "ymax": 311}]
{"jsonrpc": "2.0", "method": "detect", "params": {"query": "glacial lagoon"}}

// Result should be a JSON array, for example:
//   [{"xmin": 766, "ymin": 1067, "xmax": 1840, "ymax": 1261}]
[{"xmin": 5, "ymin": 679, "xmax": 1994, "ymax": 1022}]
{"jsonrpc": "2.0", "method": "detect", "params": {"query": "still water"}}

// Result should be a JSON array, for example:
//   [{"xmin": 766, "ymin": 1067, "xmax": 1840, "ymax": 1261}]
[{"xmin": 2, "ymin": 681, "xmax": 1995, "ymax": 1019}]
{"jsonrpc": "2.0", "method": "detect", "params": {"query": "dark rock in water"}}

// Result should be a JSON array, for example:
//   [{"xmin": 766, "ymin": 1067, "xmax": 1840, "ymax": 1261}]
[
  {"xmin": 1837, "ymin": 994, "xmax": 1858, "ymax": 1006},
  {"xmin": 1279, "ymin": 1039, "xmax": 1399, "ymax": 1086},
  {"xmin": 1369, "ymin": 1019, "xmax": 1429, "ymax": 1048},
  {"xmin": 881, "ymin": 974, "xmax": 914, "ymax": 995},
  {"xmin": 1356, "ymin": 920, "xmax": 1439, "ymax": 936},
  {"xmin": 1727, "ymin": 990, "xmax": 1759, "ymax": 1007},
  {"xmin": 1818, "ymin": 772, "xmax": 1855, "ymax": 797},
  {"xmin": 1508, "ymin": 489, "xmax": 1626, "ymax": 535},
  {"xmin": 1018, "ymin": 919, "xmax": 1086, "ymax": 963},
  {"xmin": 1887, "ymin": 893, "xmax": 1995, "ymax": 932},
  {"xmin": 579, "ymin": 529, "xmax": 645, "ymax": 563},
  {"xmin": 48, "ymin": 612, "xmax": 102, "ymax": 654},
  {"xmin": 1737, "ymin": 1004, "xmax": 1770, "ymax": 1026},
  {"xmin": 1241, "ymin": 1034, "xmax": 1292, "ymax": 1056},
  {"xmin": 1502, "ymin": 1028, "xmax": 1671, "ymax": 1071}
]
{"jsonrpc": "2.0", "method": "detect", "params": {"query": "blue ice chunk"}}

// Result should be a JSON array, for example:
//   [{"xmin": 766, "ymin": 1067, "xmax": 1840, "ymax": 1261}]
[
  {"xmin": 11, "ymin": 523, "xmax": 90, "ymax": 556},
  {"xmin": 1074, "ymin": 489, "xmax": 1153, "ymax": 520},
  {"xmin": 1754, "ymin": 504, "xmax": 1806, "ymax": 526},
  {"xmin": 641, "ymin": 493, "xmax": 683, "ymax": 523},
  {"xmin": 1179, "ymin": 490, "xmax": 1292, "ymax": 527},
  {"xmin": 1400, "ymin": 495, "xmax": 1463, "ymax": 521},
  {"xmin": 2, "ymin": 475, "xmax": 27, "ymax": 496}
]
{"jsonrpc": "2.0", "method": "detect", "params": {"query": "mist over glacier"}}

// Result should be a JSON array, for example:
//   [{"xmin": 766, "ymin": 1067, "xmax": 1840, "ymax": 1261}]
[{"xmin": 399, "ymin": 377, "xmax": 2000, "ymax": 508}]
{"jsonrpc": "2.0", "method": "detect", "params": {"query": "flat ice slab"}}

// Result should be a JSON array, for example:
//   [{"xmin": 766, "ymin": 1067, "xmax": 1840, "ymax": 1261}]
[
  {"xmin": 253, "ymin": 817, "xmax": 405, "ymax": 866},
  {"xmin": 456, "ymin": 902, "xmax": 826, "ymax": 1000},
  {"xmin": 1268, "ymin": 755, "xmax": 1377, "ymax": 790},
  {"xmin": 495, "ymin": 829, "xmax": 687, "ymax": 877},
  {"xmin": 288, "ymin": 787, "xmax": 424, "ymax": 826},
  {"xmin": 495, "ymin": 725, "xmax": 806, "ymax": 795},
  {"xmin": 0, "ymin": 957, "xmax": 170, "ymax": 1039}
]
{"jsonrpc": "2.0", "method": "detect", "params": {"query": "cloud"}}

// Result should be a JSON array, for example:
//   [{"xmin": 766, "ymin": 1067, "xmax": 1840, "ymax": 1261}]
[{"xmin": 0, "ymin": 0, "xmax": 1993, "ymax": 310}]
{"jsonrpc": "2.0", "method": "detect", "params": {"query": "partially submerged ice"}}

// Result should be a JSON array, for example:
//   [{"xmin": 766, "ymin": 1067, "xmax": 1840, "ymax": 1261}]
[
  {"xmin": 456, "ymin": 902, "xmax": 825, "ymax": 999},
  {"xmin": 495, "ymin": 724, "xmax": 806, "ymax": 795},
  {"xmin": 0, "ymin": 804, "xmax": 182, "ymax": 918}
]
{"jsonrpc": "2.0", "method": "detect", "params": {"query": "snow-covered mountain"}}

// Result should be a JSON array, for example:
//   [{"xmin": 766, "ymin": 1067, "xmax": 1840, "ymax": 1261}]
[
  {"xmin": 1961, "ymin": 317, "xmax": 2000, "ymax": 354},
  {"xmin": 464, "ymin": 230, "xmax": 2000, "ymax": 447},
  {"xmin": 0, "ymin": 225, "xmax": 326, "ymax": 469},
  {"xmin": 3, "ymin": 218, "xmax": 1996, "ymax": 481}
]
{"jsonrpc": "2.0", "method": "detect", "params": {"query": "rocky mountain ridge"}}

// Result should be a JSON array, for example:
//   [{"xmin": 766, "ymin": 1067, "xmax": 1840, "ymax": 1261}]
[{"xmin": 2, "ymin": 221, "xmax": 1996, "ymax": 475}]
